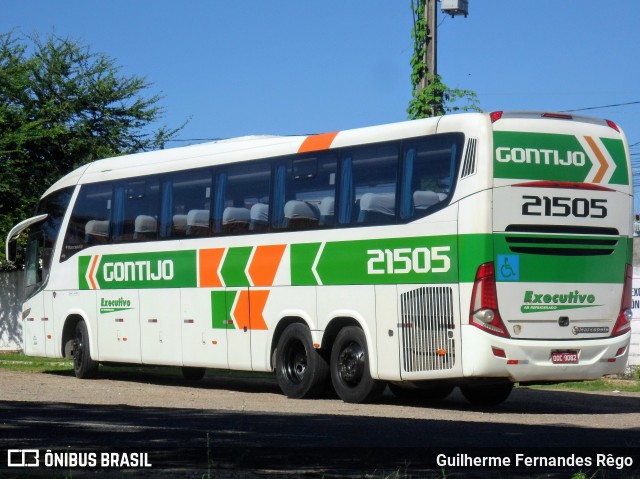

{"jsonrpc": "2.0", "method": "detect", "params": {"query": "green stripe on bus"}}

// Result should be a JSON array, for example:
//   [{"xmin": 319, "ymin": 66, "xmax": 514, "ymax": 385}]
[
  {"xmin": 220, "ymin": 247, "xmax": 252, "ymax": 287},
  {"xmin": 493, "ymin": 233, "xmax": 627, "ymax": 283},
  {"xmin": 493, "ymin": 131, "xmax": 629, "ymax": 185}
]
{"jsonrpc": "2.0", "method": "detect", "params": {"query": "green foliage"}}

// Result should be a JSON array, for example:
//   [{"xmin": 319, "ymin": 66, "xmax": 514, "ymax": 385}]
[
  {"xmin": 407, "ymin": 0, "xmax": 480, "ymax": 119},
  {"xmin": 0, "ymin": 32, "xmax": 183, "ymax": 267}
]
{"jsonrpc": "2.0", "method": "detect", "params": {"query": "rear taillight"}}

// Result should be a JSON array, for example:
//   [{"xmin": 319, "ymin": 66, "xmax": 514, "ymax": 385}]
[
  {"xmin": 611, "ymin": 263, "xmax": 632, "ymax": 337},
  {"xmin": 469, "ymin": 262, "xmax": 510, "ymax": 338}
]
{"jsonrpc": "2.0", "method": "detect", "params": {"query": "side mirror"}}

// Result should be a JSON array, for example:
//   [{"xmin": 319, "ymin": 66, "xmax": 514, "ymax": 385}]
[{"xmin": 6, "ymin": 238, "xmax": 17, "ymax": 264}]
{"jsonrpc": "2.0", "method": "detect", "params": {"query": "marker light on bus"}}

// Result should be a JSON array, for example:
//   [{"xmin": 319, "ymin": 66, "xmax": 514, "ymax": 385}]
[
  {"xmin": 469, "ymin": 262, "xmax": 510, "ymax": 338},
  {"xmin": 611, "ymin": 264, "xmax": 632, "ymax": 337},
  {"xmin": 606, "ymin": 119, "xmax": 620, "ymax": 132},
  {"xmin": 542, "ymin": 113, "xmax": 573, "ymax": 120},
  {"xmin": 490, "ymin": 111, "xmax": 503, "ymax": 123}
]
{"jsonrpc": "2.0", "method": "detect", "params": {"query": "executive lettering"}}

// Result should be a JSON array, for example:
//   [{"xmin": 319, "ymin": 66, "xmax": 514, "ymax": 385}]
[{"xmin": 523, "ymin": 290, "xmax": 595, "ymax": 304}]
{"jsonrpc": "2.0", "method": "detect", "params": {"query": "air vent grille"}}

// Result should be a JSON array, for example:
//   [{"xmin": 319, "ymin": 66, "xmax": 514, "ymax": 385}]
[
  {"xmin": 460, "ymin": 138, "xmax": 478, "ymax": 178},
  {"xmin": 400, "ymin": 287, "xmax": 455, "ymax": 372}
]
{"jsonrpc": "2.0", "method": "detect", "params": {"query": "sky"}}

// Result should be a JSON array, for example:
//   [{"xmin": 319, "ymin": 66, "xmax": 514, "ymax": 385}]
[{"xmin": 3, "ymin": 0, "xmax": 640, "ymax": 208}]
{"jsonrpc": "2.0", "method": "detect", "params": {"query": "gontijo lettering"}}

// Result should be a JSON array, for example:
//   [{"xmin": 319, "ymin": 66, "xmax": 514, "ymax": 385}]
[
  {"xmin": 495, "ymin": 147, "xmax": 586, "ymax": 166},
  {"xmin": 103, "ymin": 260, "xmax": 174, "ymax": 282}
]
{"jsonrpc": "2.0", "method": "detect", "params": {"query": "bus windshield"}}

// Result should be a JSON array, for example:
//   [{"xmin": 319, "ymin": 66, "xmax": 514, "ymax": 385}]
[{"xmin": 24, "ymin": 186, "xmax": 74, "ymax": 299}]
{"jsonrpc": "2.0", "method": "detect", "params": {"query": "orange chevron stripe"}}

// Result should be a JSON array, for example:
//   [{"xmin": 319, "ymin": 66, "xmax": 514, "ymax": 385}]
[
  {"xmin": 231, "ymin": 290, "xmax": 270, "ymax": 331},
  {"xmin": 233, "ymin": 290, "xmax": 251, "ymax": 330},
  {"xmin": 248, "ymin": 244, "xmax": 286, "ymax": 286},
  {"xmin": 88, "ymin": 255, "xmax": 100, "ymax": 290},
  {"xmin": 584, "ymin": 136, "xmax": 608, "ymax": 183},
  {"xmin": 298, "ymin": 131, "xmax": 339, "ymax": 153},
  {"xmin": 248, "ymin": 290, "xmax": 269, "ymax": 330},
  {"xmin": 199, "ymin": 248, "xmax": 225, "ymax": 287}
]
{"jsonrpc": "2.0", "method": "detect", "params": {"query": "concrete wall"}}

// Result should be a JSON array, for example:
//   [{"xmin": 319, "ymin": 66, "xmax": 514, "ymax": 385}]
[{"xmin": 0, "ymin": 270, "xmax": 24, "ymax": 351}]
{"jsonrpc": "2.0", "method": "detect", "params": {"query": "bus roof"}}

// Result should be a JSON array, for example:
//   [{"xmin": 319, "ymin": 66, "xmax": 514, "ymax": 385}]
[{"xmin": 42, "ymin": 115, "xmax": 446, "ymax": 197}]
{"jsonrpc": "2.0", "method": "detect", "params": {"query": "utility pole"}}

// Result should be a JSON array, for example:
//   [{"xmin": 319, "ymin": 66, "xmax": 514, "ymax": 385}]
[{"xmin": 419, "ymin": 0, "xmax": 438, "ymax": 94}]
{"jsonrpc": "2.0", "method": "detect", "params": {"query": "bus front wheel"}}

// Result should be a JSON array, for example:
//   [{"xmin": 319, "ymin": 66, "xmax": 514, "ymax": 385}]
[
  {"xmin": 73, "ymin": 321, "xmax": 99, "ymax": 379},
  {"xmin": 275, "ymin": 323, "xmax": 329, "ymax": 399},
  {"xmin": 330, "ymin": 326, "xmax": 384, "ymax": 403}
]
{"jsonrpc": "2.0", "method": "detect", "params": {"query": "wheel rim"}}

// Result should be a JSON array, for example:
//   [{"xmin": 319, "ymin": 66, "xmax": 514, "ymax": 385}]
[
  {"xmin": 73, "ymin": 332, "xmax": 83, "ymax": 370},
  {"xmin": 337, "ymin": 341, "xmax": 365, "ymax": 386},
  {"xmin": 283, "ymin": 339, "xmax": 307, "ymax": 385}
]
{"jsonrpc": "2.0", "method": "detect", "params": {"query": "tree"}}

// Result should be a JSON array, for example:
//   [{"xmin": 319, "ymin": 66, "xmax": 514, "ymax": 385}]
[
  {"xmin": 407, "ymin": 0, "xmax": 480, "ymax": 119},
  {"xmin": 0, "ymin": 32, "xmax": 183, "ymax": 266}
]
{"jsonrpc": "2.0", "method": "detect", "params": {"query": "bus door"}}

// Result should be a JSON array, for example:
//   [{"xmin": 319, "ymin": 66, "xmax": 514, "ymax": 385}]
[
  {"xmin": 96, "ymin": 289, "xmax": 141, "ymax": 363},
  {"xmin": 140, "ymin": 289, "xmax": 182, "ymax": 366},
  {"xmin": 181, "ymin": 287, "xmax": 229, "ymax": 368},
  {"xmin": 224, "ymin": 287, "xmax": 252, "ymax": 370},
  {"xmin": 22, "ymin": 231, "xmax": 47, "ymax": 357}
]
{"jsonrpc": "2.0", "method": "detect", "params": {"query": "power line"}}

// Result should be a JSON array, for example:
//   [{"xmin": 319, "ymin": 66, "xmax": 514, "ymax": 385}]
[{"xmin": 560, "ymin": 100, "xmax": 640, "ymax": 113}]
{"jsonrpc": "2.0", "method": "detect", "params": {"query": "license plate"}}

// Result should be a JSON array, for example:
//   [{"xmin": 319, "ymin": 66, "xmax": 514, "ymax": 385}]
[{"xmin": 551, "ymin": 351, "xmax": 579, "ymax": 364}]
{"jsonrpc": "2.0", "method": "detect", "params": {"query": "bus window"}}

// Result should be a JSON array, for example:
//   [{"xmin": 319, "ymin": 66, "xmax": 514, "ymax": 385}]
[
  {"xmin": 215, "ymin": 160, "xmax": 270, "ymax": 235},
  {"xmin": 400, "ymin": 133, "xmax": 464, "ymax": 220},
  {"xmin": 338, "ymin": 144, "xmax": 398, "ymax": 225},
  {"xmin": 62, "ymin": 183, "xmax": 113, "ymax": 260},
  {"xmin": 275, "ymin": 154, "xmax": 337, "ymax": 231},
  {"xmin": 112, "ymin": 178, "xmax": 160, "ymax": 242},
  {"xmin": 160, "ymin": 169, "xmax": 212, "ymax": 239},
  {"xmin": 25, "ymin": 186, "xmax": 73, "ymax": 294}
]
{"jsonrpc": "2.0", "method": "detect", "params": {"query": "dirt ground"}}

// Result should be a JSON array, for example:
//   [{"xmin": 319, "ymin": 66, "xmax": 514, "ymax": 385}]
[{"xmin": 1, "ymin": 367, "xmax": 639, "ymax": 428}]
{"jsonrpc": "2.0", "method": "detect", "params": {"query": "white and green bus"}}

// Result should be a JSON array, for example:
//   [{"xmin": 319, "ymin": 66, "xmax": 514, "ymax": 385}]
[{"xmin": 6, "ymin": 111, "xmax": 633, "ymax": 406}]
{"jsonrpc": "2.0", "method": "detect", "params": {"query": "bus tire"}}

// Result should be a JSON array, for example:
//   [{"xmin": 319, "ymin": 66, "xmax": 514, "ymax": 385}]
[
  {"xmin": 275, "ymin": 323, "xmax": 329, "ymax": 399},
  {"xmin": 181, "ymin": 367, "xmax": 206, "ymax": 381},
  {"xmin": 460, "ymin": 380, "xmax": 513, "ymax": 407},
  {"xmin": 330, "ymin": 326, "xmax": 384, "ymax": 403},
  {"xmin": 73, "ymin": 321, "xmax": 99, "ymax": 379}
]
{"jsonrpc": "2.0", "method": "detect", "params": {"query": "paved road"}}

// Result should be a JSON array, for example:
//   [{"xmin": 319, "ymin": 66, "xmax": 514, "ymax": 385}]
[{"xmin": 0, "ymin": 369, "xmax": 639, "ymax": 477}]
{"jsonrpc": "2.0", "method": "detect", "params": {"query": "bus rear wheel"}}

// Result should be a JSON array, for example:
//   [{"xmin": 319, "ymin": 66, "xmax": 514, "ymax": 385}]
[
  {"xmin": 330, "ymin": 326, "xmax": 384, "ymax": 403},
  {"xmin": 460, "ymin": 380, "xmax": 514, "ymax": 407},
  {"xmin": 275, "ymin": 323, "xmax": 329, "ymax": 399},
  {"xmin": 73, "ymin": 321, "xmax": 99, "ymax": 379}
]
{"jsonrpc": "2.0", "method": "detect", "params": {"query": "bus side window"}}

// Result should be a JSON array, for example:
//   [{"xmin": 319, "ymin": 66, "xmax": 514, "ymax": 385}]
[
  {"xmin": 338, "ymin": 144, "xmax": 398, "ymax": 226},
  {"xmin": 113, "ymin": 179, "xmax": 160, "ymax": 242},
  {"xmin": 276, "ymin": 154, "xmax": 337, "ymax": 231},
  {"xmin": 159, "ymin": 169, "xmax": 212, "ymax": 239},
  {"xmin": 400, "ymin": 134, "xmax": 463, "ymax": 221},
  {"xmin": 61, "ymin": 183, "xmax": 113, "ymax": 261},
  {"xmin": 216, "ymin": 160, "xmax": 270, "ymax": 235}
]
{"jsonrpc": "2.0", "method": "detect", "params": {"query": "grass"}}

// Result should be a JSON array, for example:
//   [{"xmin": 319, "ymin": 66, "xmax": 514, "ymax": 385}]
[
  {"xmin": 0, "ymin": 351, "xmax": 275, "ymax": 380},
  {"xmin": 527, "ymin": 375, "xmax": 640, "ymax": 393},
  {"xmin": 0, "ymin": 351, "xmax": 73, "ymax": 372}
]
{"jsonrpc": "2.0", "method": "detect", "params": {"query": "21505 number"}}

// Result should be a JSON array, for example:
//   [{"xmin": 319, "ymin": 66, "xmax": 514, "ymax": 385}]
[
  {"xmin": 367, "ymin": 247, "xmax": 451, "ymax": 275},
  {"xmin": 522, "ymin": 195, "xmax": 607, "ymax": 218}
]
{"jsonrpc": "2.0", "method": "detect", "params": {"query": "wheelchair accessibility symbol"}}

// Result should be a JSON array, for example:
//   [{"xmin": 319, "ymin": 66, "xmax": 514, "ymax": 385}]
[{"xmin": 497, "ymin": 255, "xmax": 519, "ymax": 281}]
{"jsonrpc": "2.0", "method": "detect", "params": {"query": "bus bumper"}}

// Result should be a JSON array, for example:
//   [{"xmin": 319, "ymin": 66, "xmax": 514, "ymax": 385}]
[{"xmin": 460, "ymin": 325, "xmax": 631, "ymax": 383}]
